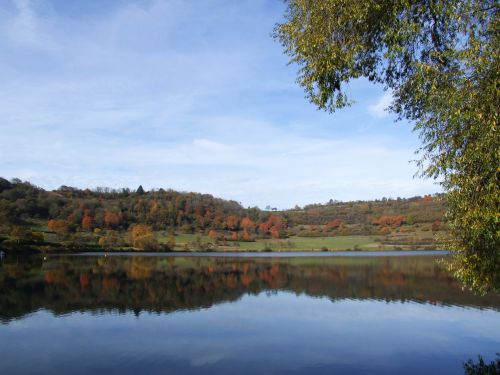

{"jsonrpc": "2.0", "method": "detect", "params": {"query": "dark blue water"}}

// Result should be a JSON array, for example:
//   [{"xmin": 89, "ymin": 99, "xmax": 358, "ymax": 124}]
[{"xmin": 0, "ymin": 254, "xmax": 498, "ymax": 374}]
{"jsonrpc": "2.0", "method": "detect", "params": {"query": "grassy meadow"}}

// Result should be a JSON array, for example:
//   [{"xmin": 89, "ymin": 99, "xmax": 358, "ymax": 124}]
[{"xmin": 156, "ymin": 231, "xmax": 439, "ymax": 252}]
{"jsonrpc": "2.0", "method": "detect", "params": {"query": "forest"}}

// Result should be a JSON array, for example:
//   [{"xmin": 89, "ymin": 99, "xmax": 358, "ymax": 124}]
[{"xmin": 0, "ymin": 177, "xmax": 446, "ymax": 252}]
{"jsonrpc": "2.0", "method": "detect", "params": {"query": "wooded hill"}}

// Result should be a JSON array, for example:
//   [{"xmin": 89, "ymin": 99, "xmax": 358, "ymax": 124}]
[{"xmin": 0, "ymin": 177, "xmax": 446, "ymax": 251}]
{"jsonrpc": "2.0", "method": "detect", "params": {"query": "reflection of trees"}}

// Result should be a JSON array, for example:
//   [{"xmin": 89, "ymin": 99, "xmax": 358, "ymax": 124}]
[
  {"xmin": 1, "ymin": 255, "xmax": 499, "ymax": 322},
  {"xmin": 464, "ymin": 354, "xmax": 500, "ymax": 374}
]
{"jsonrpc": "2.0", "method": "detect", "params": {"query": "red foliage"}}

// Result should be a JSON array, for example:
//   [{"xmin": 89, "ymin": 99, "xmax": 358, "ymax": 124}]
[
  {"xmin": 324, "ymin": 219, "xmax": 342, "ymax": 231},
  {"xmin": 102, "ymin": 277, "xmax": 120, "ymax": 290},
  {"xmin": 79, "ymin": 273, "xmax": 89, "ymax": 288},
  {"xmin": 432, "ymin": 220, "xmax": 442, "ymax": 231},
  {"xmin": 48, "ymin": 219, "xmax": 70, "ymax": 235},
  {"xmin": 268, "ymin": 214, "xmax": 285, "ymax": 229},
  {"xmin": 258, "ymin": 213, "xmax": 287, "ymax": 236},
  {"xmin": 104, "ymin": 211, "xmax": 122, "ymax": 228},
  {"xmin": 241, "ymin": 217, "xmax": 255, "ymax": 230},
  {"xmin": 81, "ymin": 214, "xmax": 93, "ymax": 230},
  {"xmin": 226, "ymin": 215, "xmax": 239, "ymax": 230},
  {"xmin": 258, "ymin": 222, "xmax": 271, "ymax": 233},
  {"xmin": 270, "ymin": 226, "xmax": 281, "ymax": 239},
  {"xmin": 372, "ymin": 215, "xmax": 406, "ymax": 227}
]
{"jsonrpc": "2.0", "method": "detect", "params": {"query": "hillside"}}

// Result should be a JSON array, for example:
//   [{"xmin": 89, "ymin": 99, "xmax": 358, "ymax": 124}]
[{"xmin": 0, "ymin": 177, "xmax": 446, "ymax": 252}]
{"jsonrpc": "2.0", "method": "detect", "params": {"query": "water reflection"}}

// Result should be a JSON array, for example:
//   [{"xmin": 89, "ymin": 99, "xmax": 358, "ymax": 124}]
[
  {"xmin": 1, "ymin": 255, "xmax": 499, "ymax": 321},
  {"xmin": 1, "ymin": 255, "xmax": 500, "ymax": 374}
]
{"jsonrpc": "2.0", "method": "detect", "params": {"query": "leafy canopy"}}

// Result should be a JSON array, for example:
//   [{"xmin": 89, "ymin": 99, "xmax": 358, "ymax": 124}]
[{"xmin": 274, "ymin": 0, "xmax": 499, "ymax": 293}]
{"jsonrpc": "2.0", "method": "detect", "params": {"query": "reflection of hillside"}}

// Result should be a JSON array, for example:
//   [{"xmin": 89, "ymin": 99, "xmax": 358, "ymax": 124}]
[{"xmin": 1, "ymin": 255, "xmax": 499, "ymax": 321}]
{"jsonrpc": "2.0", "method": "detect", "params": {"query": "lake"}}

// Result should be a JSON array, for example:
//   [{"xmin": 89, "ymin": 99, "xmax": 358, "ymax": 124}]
[{"xmin": 1, "ymin": 252, "xmax": 499, "ymax": 374}]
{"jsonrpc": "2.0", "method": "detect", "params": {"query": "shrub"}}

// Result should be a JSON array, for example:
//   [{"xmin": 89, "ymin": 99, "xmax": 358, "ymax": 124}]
[{"xmin": 129, "ymin": 224, "xmax": 158, "ymax": 251}]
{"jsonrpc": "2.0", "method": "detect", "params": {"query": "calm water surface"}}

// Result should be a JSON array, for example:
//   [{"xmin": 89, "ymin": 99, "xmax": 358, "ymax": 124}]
[{"xmin": 1, "ymin": 253, "xmax": 499, "ymax": 374}]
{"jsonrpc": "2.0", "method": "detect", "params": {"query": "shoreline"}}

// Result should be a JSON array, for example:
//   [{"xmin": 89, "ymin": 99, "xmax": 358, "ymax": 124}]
[
  {"xmin": 1, "ymin": 245, "xmax": 448, "ymax": 255},
  {"xmin": 7, "ymin": 249, "xmax": 450, "ymax": 257}
]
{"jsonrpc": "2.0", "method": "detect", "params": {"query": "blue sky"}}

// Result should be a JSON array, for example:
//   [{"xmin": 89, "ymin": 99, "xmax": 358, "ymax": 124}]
[{"xmin": 0, "ymin": 0, "xmax": 440, "ymax": 208}]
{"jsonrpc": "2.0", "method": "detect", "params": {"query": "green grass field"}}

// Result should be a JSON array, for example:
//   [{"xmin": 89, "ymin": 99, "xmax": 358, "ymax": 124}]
[
  {"xmin": 159, "ymin": 233, "xmax": 398, "ymax": 252},
  {"xmin": 14, "ymin": 222, "xmax": 437, "ymax": 253},
  {"xmin": 273, "ymin": 235, "xmax": 380, "ymax": 250}
]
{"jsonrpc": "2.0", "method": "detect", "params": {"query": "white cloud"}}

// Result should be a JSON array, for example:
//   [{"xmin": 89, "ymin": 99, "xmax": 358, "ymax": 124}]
[
  {"xmin": 0, "ymin": 0, "xmax": 440, "ymax": 208},
  {"xmin": 368, "ymin": 92, "xmax": 393, "ymax": 118},
  {"xmin": 10, "ymin": 0, "xmax": 37, "ymax": 43}
]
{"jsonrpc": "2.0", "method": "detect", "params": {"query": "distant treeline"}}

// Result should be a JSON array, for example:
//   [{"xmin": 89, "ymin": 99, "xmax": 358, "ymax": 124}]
[{"xmin": 0, "ymin": 177, "xmax": 445, "ymax": 247}]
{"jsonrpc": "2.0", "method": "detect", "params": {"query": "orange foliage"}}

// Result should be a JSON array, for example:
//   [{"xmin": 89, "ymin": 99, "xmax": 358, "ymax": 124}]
[
  {"xmin": 104, "ymin": 211, "xmax": 122, "ymax": 228},
  {"xmin": 241, "ymin": 274, "xmax": 252, "ymax": 287},
  {"xmin": 372, "ymin": 215, "xmax": 405, "ymax": 227},
  {"xmin": 102, "ymin": 277, "xmax": 120, "ymax": 290},
  {"xmin": 44, "ymin": 270, "xmax": 69, "ymax": 286},
  {"xmin": 226, "ymin": 215, "xmax": 239, "ymax": 230},
  {"xmin": 258, "ymin": 222, "xmax": 271, "ymax": 233},
  {"xmin": 129, "ymin": 224, "xmax": 157, "ymax": 250},
  {"xmin": 149, "ymin": 200, "xmax": 159, "ymax": 214},
  {"xmin": 48, "ymin": 219, "xmax": 70, "ymax": 235},
  {"xmin": 129, "ymin": 224, "xmax": 151, "ymax": 239},
  {"xmin": 242, "ymin": 263, "xmax": 250, "ymax": 274},
  {"xmin": 423, "ymin": 194, "xmax": 433, "ymax": 202},
  {"xmin": 268, "ymin": 213, "xmax": 285, "ymax": 229},
  {"xmin": 225, "ymin": 274, "xmax": 236, "ymax": 288},
  {"xmin": 258, "ymin": 213, "xmax": 286, "ymax": 237},
  {"xmin": 324, "ymin": 219, "xmax": 342, "ymax": 231},
  {"xmin": 208, "ymin": 229, "xmax": 218, "ymax": 239},
  {"xmin": 241, "ymin": 229, "xmax": 253, "ymax": 241},
  {"xmin": 79, "ymin": 273, "xmax": 89, "ymax": 288},
  {"xmin": 81, "ymin": 214, "xmax": 93, "ymax": 230},
  {"xmin": 270, "ymin": 226, "xmax": 281, "ymax": 239},
  {"xmin": 241, "ymin": 217, "xmax": 255, "ymax": 230}
]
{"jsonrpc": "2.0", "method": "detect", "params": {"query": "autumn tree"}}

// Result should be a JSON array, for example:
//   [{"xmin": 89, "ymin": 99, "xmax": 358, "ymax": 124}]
[
  {"xmin": 104, "ymin": 210, "xmax": 122, "ymax": 228},
  {"xmin": 208, "ymin": 229, "xmax": 218, "ymax": 240},
  {"xmin": 270, "ymin": 226, "xmax": 281, "ymax": 239},
  {"xmin": 81, "ymin": 212, "xmax": 93, "ymax": 230},
  {"xmin": 258, "ymin": 222, "xmax": 271, "ymax": 235},
  {"xmin": 98, "ymin": 230, "xmax": 121, "ymax": 249},
  {"xmin": 324, "ymin": 219, "xmax": 342, "ymax": 232},
  {"xmin": 275, "ymin": 0, "xmax": 499, "ymax": 292},
  {"xmin": 241, "ymin": 230, "xmax": 254, "ymax": 242},
  {"xmin": 129, "ymin": 224, "xmax": 158, "ymax": 251},
  {"xmin": 48, "ymin": 219, "xmax": 71, "ymax": 236},
  {"xmin": 225, "ymin": 215, "xmax": 239, "ymax": 230},
  {"xmin": 241, "ymin": 217, "xmax": 255, "ymax": 232},
  {"xmin": 373, "ymin": 216, "xmax": 406, "ymax": 227},
  {"xmin": 230, "ymin": 231, "xmax": 239, "ymax": 241},
  {"xmin": 258, "ymin": 213, "xmax": 287, "ymax": 238}
]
